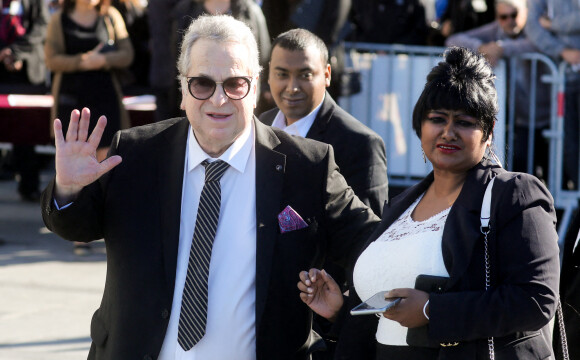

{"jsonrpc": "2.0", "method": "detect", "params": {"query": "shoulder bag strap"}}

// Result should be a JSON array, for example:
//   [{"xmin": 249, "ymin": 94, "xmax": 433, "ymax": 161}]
[
  {"xmin": 481, "ymin": 176, "xmax": 569, "ymax": 360},
  {"xmin": 480, "ymin": 177, "xmax": 495, "ymax": 360},
  {"xmin": 103, "ymin": 14, "xmax": 115, "ymax": 45}
]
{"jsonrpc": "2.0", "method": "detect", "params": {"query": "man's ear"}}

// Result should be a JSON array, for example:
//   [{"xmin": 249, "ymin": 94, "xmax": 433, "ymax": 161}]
[
  {"xmin": 325, "ymin": 64, "xmax": 331, "ymax": 87},
  {"xmin": 180, "ymin": 79, "xmax": 187, "ymax": 110},
  {"xmin": 253, "ymin": 75, "xmax": 260, "ymax": 108}
]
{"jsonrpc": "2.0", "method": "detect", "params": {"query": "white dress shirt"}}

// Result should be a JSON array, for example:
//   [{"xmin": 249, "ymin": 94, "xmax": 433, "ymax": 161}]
[
  {"xmin": 158, "ymin": 121, "xmax": 257, "ymax": 360},
  {"xmin": 270, "ymin": 96, "xmax": 324, "ymax": 137}
]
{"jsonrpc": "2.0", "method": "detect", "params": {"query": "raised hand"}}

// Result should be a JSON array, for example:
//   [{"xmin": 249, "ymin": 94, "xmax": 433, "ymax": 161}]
[
  {"xmin": 297, "ymin": 268, "xmax": 344, "ymax": 322},
  {"xmin": 53, "ymin": 108, "xmax": 122, "ymax": 204}
]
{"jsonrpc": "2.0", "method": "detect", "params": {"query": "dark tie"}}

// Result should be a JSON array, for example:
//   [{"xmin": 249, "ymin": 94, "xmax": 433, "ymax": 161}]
[{"xmin": 178, "ymin": 160, "xmax": 229, "ymax": 351}]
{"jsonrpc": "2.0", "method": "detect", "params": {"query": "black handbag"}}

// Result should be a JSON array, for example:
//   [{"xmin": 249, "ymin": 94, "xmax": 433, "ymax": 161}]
[{"xmin": 406, "ymin": 275, "xmax": 449, "ymax": 348}]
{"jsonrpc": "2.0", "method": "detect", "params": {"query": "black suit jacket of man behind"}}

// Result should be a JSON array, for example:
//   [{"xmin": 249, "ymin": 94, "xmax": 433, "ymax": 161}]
[
  {"xmin": 259, "ymin": 92, "xmax": 388, "ymax": 216},
  {"xmin": 41, "ymin": 117, "xmax": 380, "ymax": 360}
]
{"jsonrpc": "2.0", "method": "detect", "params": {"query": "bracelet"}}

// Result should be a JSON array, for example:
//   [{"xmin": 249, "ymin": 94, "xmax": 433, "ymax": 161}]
[{"xmin": 423, "ymin": 299, "xmax": 430, "ymax": 320}]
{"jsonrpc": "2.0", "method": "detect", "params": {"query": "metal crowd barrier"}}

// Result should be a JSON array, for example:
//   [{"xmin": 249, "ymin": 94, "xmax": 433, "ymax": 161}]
[{"xmin": 338, "ymin": 42, "xmax": 575, "ymax": 258}]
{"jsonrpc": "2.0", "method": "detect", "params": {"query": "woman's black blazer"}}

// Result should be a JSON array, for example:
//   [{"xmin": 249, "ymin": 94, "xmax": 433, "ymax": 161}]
[{"xmin": 336, "ymin": 160, "xmax": 560, "ymax": 360}]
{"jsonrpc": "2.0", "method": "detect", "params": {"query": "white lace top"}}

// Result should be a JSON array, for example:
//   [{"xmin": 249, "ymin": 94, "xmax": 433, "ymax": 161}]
[{"xmin": 353, "ymin": 193, "xmax": 451, "ymax": 346}]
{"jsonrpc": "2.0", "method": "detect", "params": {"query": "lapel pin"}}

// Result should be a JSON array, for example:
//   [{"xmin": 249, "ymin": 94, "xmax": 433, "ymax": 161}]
[{"xmin": 275, "ymin": 165, "xmax": 283, "ymax": 172}]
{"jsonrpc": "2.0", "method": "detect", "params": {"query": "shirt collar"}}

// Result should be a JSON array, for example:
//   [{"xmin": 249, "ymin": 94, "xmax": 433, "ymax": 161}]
[
  {"xmin": 186, "ymin": 119, "xmax": 254, "ymax": 174},
  {"xmin": 271, "ymin": 94, "xmax": 325, "ymax": 137}
]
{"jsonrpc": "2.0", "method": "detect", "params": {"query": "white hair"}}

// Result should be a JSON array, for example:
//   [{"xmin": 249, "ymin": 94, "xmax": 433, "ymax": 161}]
[
  {"xmin": 495, "ymin": 0, "xmax": 526, "ymax": 10},
  {"xmin": 177, "ymin": 14, "xmax": 262, "ymax": 81}
]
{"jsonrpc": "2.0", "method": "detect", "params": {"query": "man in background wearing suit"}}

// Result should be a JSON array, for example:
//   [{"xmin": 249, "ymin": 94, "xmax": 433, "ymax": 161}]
[
  {"xmin": 259, "ymin": 29, "xmax": 388, "ymax": 216},
  {"xmin": 259, "ymin": 28, "xmax": 388, "ymax": 359},
  {"xmin": 41, "ymin": 15, "xmax": 379, "ymax": 360}
]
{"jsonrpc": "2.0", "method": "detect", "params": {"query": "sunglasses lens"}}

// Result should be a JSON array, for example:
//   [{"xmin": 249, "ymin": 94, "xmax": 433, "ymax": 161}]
[
  {"xmin": 190, "ymin": 77, "xmax": 216, "ymax": 99},
  {"xmin": 499, "ymin": 12, "xmax": 517, "ymax": 20},
  {"xmin": 223, "ymin": 77, "xmax": 250, "ymax": 100}
]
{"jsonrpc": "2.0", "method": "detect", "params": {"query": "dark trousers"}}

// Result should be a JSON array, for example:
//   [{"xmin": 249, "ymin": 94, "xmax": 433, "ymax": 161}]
[{"xmin": 13, "ymin": 145, "xmax": 39, "ymax": 196}]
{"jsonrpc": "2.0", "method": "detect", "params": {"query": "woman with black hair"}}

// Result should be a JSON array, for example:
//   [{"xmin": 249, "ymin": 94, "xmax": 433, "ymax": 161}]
[
  {"xmin": 45, "ymin": 0, "xmax": 134, "ymax": 163},
  {"xmin": 45, "ymin": 0, "xmax": 133, "ymax": 255},
  {"xmin": 298, "ymin": 47, "xmax": 560, "ymax": 359}
]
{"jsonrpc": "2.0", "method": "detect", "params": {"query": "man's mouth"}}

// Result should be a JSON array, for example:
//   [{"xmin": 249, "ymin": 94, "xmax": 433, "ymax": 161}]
[{"xmin": 207, "ymin": 112, "xmax": 231, "ymax": 119}]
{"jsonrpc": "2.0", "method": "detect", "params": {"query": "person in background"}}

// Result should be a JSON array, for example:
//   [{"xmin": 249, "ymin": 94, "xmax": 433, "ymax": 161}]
[
  {"xmin": 173, "ymin": 0, "xmax": 271, "ymax": 115},
  {"xmin": 40, "ymin": 15, "xmax": 379, "ymax": 359},
  {"xmin": 445, "ymin": 0, "xmax": 531, "ymax": 66},
  {"xmin": 260, "ymin": 27, "xmax": 388, "ymax": 360},
  {"xmin": 428, "ymin": 0, "xmax": 495, "ymax": 45},
  {"xmin": 445, "ymin": 0, "xmax": 550, "ymax": 178},
  {"xmin": 147, "ymin": 0, "xmax": 179, "ymax": 121},
  {"xmin": 525, "ymin": 0, "xmax": 580, "ymax": 190},
  {"xmin": 112, "ymin": 0, "xmax": 149, "ymax": 93},
  {"xmin": 348, "ymin": 0, "xmax": 428, "ymax": 46},
  {"xmin": 260, "ymin": 28, "xmax": 388, "ymax": 217},
  {"xmin": 44, "ymin": 0, "xmax": 133, "ymax": 254},
  {"xmin": 260, "ymin": 0, "xmax": 351, "ymax": 101},
  {"xmin": 298, "ymin": 47, "xmax": 560, "ymax": 360},
  {"xmin": 0, "ymin": 0, "xmax": 49, "ymax": 202}
]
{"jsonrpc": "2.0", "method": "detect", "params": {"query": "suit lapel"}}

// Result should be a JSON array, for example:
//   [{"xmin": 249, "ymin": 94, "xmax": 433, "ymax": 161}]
[
  {"xmin": 253, "ymin": 119, "xmax": 286, "ymax": 330},
  {"xmin": 158, "ymin": 118, "xmax": 189, "ymax": 296},
  {"xmin": 442, "ymin": 162, "xmax": 499, "ymax": 289},
  {"xmin": 305, "ymin": 92, "xmax": 334, "ymax": 141}
]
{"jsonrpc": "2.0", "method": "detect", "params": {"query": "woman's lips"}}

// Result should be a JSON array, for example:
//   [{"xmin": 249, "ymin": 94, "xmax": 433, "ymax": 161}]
[{"xmin": 436, "ymin": 144, "xmax": 461, "ymax": 153}]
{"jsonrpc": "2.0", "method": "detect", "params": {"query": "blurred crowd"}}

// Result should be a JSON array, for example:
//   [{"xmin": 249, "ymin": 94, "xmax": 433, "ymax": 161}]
[
  {"xmin": 1, "ymin": 0, "xmax": 579, "ymax": 196},
  {"xmin": 2, "ymin": 1, "xmax": 580, "ymax": 358}
]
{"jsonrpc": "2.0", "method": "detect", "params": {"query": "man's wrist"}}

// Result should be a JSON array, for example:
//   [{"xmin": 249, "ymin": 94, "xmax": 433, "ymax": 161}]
[{"xmin": 54, "ymin": 183, "xmax": 82, "ymax": 205}]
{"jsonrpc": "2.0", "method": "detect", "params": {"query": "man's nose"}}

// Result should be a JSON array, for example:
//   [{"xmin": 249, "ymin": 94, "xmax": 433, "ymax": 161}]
[
  {"xmin": 209, "ymin": 84, "xmax": 228, "ymax": 106},
  {"xmin": 286, "ymin": 77, "xmax": 300, "ymax": 93}
]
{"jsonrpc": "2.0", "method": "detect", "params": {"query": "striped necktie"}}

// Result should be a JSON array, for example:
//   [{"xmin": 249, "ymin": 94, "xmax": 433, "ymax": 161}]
[{"xmin": 178, "ymin": 159, "xmax": 229, "ymax": 350}]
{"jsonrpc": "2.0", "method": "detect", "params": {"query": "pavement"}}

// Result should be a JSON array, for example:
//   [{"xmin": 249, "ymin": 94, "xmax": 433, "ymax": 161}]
[{"xmin": 0, "ymin": 164, "xmax": 106, "ymax": 360}]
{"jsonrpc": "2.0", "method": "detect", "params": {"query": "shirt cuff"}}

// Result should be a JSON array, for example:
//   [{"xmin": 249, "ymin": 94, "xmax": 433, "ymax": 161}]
[{"xmin": 54, "ymin": 198, "xmax": 73, "ymax": 210}]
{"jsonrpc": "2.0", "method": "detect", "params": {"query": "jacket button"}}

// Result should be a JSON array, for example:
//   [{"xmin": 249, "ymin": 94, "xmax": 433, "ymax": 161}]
[{"xmin": 161, "ymin": 309, "xmax": 169, "ymax": 319}]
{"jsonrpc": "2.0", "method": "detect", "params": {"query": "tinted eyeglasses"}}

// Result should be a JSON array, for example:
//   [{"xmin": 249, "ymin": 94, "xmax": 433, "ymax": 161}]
[
  {"xmin": 498, "ymin": 11, "xmax": 517, "ymax": 20},
  {"xmin": 186, "ymin": 76, "xmax": 253, "ymax": 100}
]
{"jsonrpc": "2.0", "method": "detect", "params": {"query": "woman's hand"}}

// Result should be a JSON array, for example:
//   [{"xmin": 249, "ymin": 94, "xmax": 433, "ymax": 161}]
[
  {"xmin": 297, "ymin": 269, "xmax": 344, "ymax": 322},
  {"xmin": 382, "ymin": 288, "xmax": 430, "ymax": 328},
  {"xmin": 79, "ymin": 43, "xmax": 107, "ymax": 70}
]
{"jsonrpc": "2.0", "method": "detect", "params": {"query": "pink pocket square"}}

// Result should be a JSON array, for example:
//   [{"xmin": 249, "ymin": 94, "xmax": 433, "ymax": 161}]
[{"xmin": 278, "ymin": 205, "xmax": 308, "ymax": 233}]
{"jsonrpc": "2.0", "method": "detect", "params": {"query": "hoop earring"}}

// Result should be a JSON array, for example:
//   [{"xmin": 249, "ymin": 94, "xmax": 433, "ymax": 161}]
[{"xmin": 421, "ymin": 148, "xmax": 426, "ymax": 163}]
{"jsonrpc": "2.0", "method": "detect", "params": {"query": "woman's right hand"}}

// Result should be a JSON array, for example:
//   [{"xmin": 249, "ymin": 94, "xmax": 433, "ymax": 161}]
[
  {"xmin": 297, "ymin": 268, "xmax": 344, "ymax": 322},
  {"xmin": 79, "ymin": 44, "xmax": 106, "ymax": 70}
]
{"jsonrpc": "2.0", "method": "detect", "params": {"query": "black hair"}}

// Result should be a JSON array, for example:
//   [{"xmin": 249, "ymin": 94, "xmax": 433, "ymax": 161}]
[
  {"xmin": 270, "ymin": 28, "xmax": 329, "ymax": 65},
  {"xmin": 412, "ymin": 47, "xmax": 498, "ymax": 141}
]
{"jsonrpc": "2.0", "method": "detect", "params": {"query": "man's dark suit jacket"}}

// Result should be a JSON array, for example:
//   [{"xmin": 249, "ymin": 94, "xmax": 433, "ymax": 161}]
[
  {"xmin": 334, "ymin": 160, "xmax": 561, "ymax": 359},
  {"xmin": 40, "ymin": 117, "xmax": 380, "ymax": 360},
  {"xmin": 259, "ymin": 93, "xmax": 388, "ymax": 216}
]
